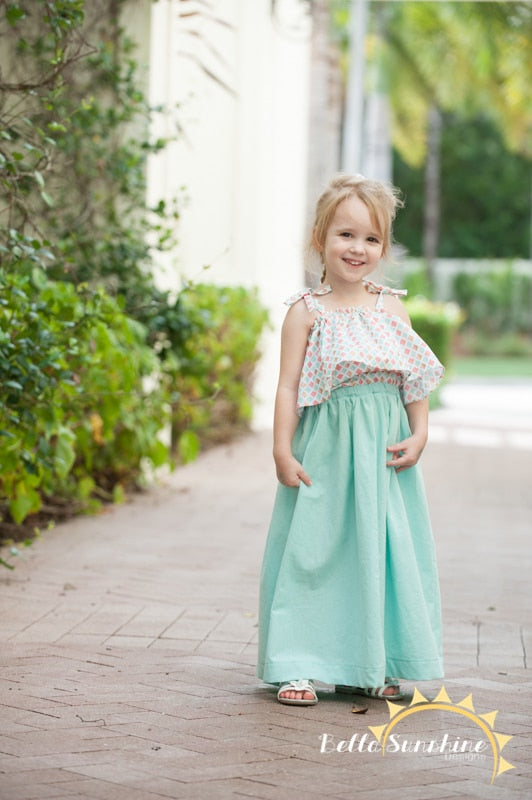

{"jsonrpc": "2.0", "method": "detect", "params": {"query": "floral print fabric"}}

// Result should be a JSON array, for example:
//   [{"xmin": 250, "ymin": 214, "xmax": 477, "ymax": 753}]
[{"xmin": 286, "ymin": 280, "xmax": 444, "ymax": 413}]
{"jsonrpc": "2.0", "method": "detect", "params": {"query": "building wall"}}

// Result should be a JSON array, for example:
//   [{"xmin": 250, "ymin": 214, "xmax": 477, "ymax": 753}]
[{"xmin": 146, "ymin": 0, "xmax": 312, "ymax": 427}]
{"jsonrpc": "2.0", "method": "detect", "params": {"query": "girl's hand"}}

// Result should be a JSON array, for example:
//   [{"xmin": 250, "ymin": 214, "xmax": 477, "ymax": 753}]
[
  {"xmin": 274, "ymin": 454, "xmax": 312, "ymax": 487},
  {"xmin": 386, "ymin": 433, "xmax": 427, "ymax": 473}
]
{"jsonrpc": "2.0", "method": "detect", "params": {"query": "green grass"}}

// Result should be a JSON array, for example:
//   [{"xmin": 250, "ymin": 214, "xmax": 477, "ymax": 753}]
[{"xmin": 452, "ymin": 357, "xmax": 532, "ymax": 378}]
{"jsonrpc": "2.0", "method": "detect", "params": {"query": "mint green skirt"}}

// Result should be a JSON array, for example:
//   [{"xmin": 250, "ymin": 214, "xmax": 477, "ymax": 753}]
[{"xmin": 257, "ymin": 383, "xmax": 443, "ymax": 687}]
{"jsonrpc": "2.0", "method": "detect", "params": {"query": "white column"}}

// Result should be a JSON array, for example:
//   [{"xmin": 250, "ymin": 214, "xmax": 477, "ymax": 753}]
[
  {"xmin": 233, "ymin": 1, "xmax": 311, "ymax": 427},
  {"xmin": 341, "ymin": 0, "xmax": 368, "ymax": 174},
  {"xmin": 146, "ymin": 0, "xmax": 311, "ymax": 428}
]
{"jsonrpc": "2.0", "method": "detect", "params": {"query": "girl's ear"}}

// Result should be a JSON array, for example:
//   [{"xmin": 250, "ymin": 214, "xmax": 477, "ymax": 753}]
[{"xmin": 311, "ymin": 228, "xmax": 322, "ymax": 253}]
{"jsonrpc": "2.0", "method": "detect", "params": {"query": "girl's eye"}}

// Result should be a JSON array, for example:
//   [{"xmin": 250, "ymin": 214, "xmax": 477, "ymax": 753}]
[
  {"xmin": 368, "ymin": 236, "xmax": 380, "ymax": 244},
  {"xmin": 340, "ymin": 232, "xmax": 352, "ymax": 238}
]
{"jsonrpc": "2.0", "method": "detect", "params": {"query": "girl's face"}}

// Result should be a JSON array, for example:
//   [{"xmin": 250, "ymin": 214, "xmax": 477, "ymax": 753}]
[{"xmin": 318, "ymin": 194, "xmax": 384, "ymax": 286}]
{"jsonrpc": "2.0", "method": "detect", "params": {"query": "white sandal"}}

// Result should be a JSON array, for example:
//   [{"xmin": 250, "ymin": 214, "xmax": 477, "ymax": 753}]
[
  {"xmin": 336, "ymin": 678, "xmax": 403, "ymax": 700},
  {"xmin": 352, "ymin": 685, "xmax": 404, "ymax": 700},
  {"xmin": 277, "ymin": 679, "xmax": 318, "ymax": 706}
]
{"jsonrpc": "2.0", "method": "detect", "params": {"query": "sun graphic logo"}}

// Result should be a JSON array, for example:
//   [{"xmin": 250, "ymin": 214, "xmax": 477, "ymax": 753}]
[{"xmin": 368, "ymin": 685, "xmax": 514, "ymax": 784}]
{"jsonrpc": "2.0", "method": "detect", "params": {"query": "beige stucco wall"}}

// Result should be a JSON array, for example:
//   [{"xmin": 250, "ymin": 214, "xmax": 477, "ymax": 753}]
[{"xmin": 146, "ymin": 0, "xmax": 312, "ymax": 427}]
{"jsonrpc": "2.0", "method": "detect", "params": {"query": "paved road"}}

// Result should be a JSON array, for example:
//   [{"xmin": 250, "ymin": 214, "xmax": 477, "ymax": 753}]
[{"xmin": 0, "ymin": 380, "xmax": 531, "ymax": 799}]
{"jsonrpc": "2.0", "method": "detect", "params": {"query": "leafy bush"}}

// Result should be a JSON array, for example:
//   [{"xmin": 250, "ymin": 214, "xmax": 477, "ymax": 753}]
[
  {"xmin": 0, "ymin": 266, "xmax": 169, "ymax": 534},
  {"xmin": 0, "ymin": 4, "xmax": 269, "ymax": 561},
  {"xmin": 0, "ymin": 0, "xmax": 178, "ymax": 305},
  {"xmin": 458, "ymin": 330, "xmax": 532, "ymax": 359},
  {"xmin": 453, "ymin": 267, "xmax": 532, "ymax": 336},
  {"xmin": 405, "ymin": 296, "xmax": 463, "ymax": 370},
  {"xmin": 0, "ymin": 270, "xmax": 269, "ymax": 545},
  {"xmin": 166, "ymin": 284, "xmax": 269, "ymax": 458},
  {"xmin": 401, "ymin": 268, "xmax": 434, "ymax": 300}
]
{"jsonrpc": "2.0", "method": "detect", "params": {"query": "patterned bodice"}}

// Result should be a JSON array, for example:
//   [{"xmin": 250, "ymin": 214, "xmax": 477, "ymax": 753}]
[{"xmin": 285, "ymin": 280, "xmax": 444, "ymax": 414}]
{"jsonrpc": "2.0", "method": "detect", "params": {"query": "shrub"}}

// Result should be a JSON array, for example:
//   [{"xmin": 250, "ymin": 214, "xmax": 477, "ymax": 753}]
[
  {"xmin": 401, "ymin": 268, "xmax": 434, "ymax": 300},
  {"xmin": 0, "ymin": 270, "xmax": 269, "ymax": 545},
  {"xmin": 405, "ymin": 296, "xmax": 464, "ymax": 370},
  {"xmin": 0, "ymin": 3, "xmax": 269, "ymax": 560},
  {"xmin": 0, "ymin": 266, "xmax": 169, "ymax": 534},
  {"xmin": 458, "ymin": 330, "xmax": 532, "ymax": 359},
  {"xmin": 453, "ymin": 267, "xmax": 532, "ymax": 336},
  {"xmin": 166, "ymin": 283, "xmax": 270, "ymax": 458}
]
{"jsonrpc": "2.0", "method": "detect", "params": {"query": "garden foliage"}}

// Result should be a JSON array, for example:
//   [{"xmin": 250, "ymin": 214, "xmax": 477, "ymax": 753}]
[
  {"xmin": 452, "ymin": 267, "xmax": 532, "ymax": 357},
  {"xmin": 402, "ymin": 263, "xmax": 532, "ymax": 358},
  {"xmin": 394, "ymin": 114, "xmax": 532, "ymax": 260},
  {"xmin": 0, "ymin": 266, "xmax": 168, "ymax": 529},
  {"xmin": 167, "ymin": 284, "xmax": 270, "ymax": 460},
  {"xmin": 453, "ymin": 267, "xmax": 532, "ymax": 337},
  {"xmin": 0, "ymin": 1, "xmax": 268, "ymax": 546},
  {"xmin": 404, "ymin": 296, "xmax": 463, "ymax": 371}
]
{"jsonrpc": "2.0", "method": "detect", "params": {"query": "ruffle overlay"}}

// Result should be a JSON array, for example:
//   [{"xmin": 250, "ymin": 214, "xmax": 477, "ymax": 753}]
[{"xmin": 285, "ymin": 281, "xmax": 444, "ymax": 411}]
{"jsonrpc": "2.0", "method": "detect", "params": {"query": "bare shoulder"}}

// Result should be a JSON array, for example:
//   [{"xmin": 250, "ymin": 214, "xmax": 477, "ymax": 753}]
[
  {"xmin": 278, "ymin": 296, "xmax": 314, "ymax": 380},
  {"xmin": 283, "ymin": 295, "xmax": 317, "ymax": 330},
  {"xmin": 381, "ymin": 293, "xmax": 412, "ymax": 326}
]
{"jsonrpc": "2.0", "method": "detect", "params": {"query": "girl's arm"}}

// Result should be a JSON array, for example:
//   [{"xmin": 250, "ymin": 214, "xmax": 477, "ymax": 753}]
[
  {"xmin": 386, "ymin": 397, "xmax": 429, "ymax": 473},
  {"xmin": 272, "ymin": 302, "xmax": 313, "ymax": 487},
  {"xmin": 382, "ymin": 294, "xmax": 430, "ymax": 472}
]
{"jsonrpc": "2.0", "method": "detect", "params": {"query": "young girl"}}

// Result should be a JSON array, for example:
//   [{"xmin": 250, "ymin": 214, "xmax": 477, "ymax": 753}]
[{"xmin": 257, "ymin": 174, "xmax": 444, "ymax": 706}]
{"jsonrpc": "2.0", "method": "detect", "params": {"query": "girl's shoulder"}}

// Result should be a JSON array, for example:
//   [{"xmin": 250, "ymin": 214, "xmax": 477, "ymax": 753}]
[
  {"xmin": 364, "ymin": 280, "xmax": 410, "ymax": 325},
  {"xmin": 282, "ymin": 288, "xmax": 327, "ymax": 338},
  {"xmin": 284, "ymin": 286, "xmax": 330, "ymax": 313}
]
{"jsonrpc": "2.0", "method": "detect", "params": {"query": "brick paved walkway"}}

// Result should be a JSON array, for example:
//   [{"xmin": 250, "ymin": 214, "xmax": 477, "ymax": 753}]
[{"xmin": 1, "ymin": 381, "xmax": 531, "ymax": 799}]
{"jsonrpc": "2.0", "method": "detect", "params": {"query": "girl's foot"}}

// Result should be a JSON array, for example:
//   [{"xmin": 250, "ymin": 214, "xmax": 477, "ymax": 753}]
[
  {"xmin": 336, "ymin": 680, "xmax": 404, "ymax": 700},
  {"xmin": 277, "ymin": 679, "xmax": 318, "ymax": 705}
]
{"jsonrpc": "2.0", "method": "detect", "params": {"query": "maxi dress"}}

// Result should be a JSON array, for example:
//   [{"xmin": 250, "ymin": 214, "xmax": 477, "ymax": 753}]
[{"xmin": 257, "ymin": 281, "xmax": 445, "ymax": 688}]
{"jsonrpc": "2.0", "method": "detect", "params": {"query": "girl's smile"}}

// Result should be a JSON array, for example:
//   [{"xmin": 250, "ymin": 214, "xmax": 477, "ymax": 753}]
[{"xmin": 343, "ymin": 257, "xmax": 365, "ymax": 268}]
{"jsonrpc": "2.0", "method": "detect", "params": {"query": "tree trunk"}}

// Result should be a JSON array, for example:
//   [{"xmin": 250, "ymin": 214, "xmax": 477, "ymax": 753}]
[{"xmin": 423, "ymin": 105, "xmax": 442, "ymax": 291}]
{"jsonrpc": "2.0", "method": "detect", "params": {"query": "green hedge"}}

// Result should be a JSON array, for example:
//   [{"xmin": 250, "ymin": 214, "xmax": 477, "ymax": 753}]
[
  {"xmin": 0, "ymin": 271, "xmax": 268, "ymax": 550},
  {"xmin": 401, "ymin": 266, "xmax": 532, "ymax": 357},
  {"xmin": 0, "ymin": 267, "xmax": 168, "ymax": 533},
  {"xmin": 405, "ymin": 296, "xmax": 464, "ymax": 370},
  {"xmin": 166, "ymin": 284, "xmax": 270, "ymax": 460},
  {"xmin": 453, "ymin": 267, "xmax": 532, "ymax": 335}
]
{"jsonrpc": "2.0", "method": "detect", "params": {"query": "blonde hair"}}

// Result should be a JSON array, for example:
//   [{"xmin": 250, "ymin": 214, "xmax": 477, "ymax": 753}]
[{"xmin": 311, "ymin": 174, "xmax": 403, "ymax": 282}]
